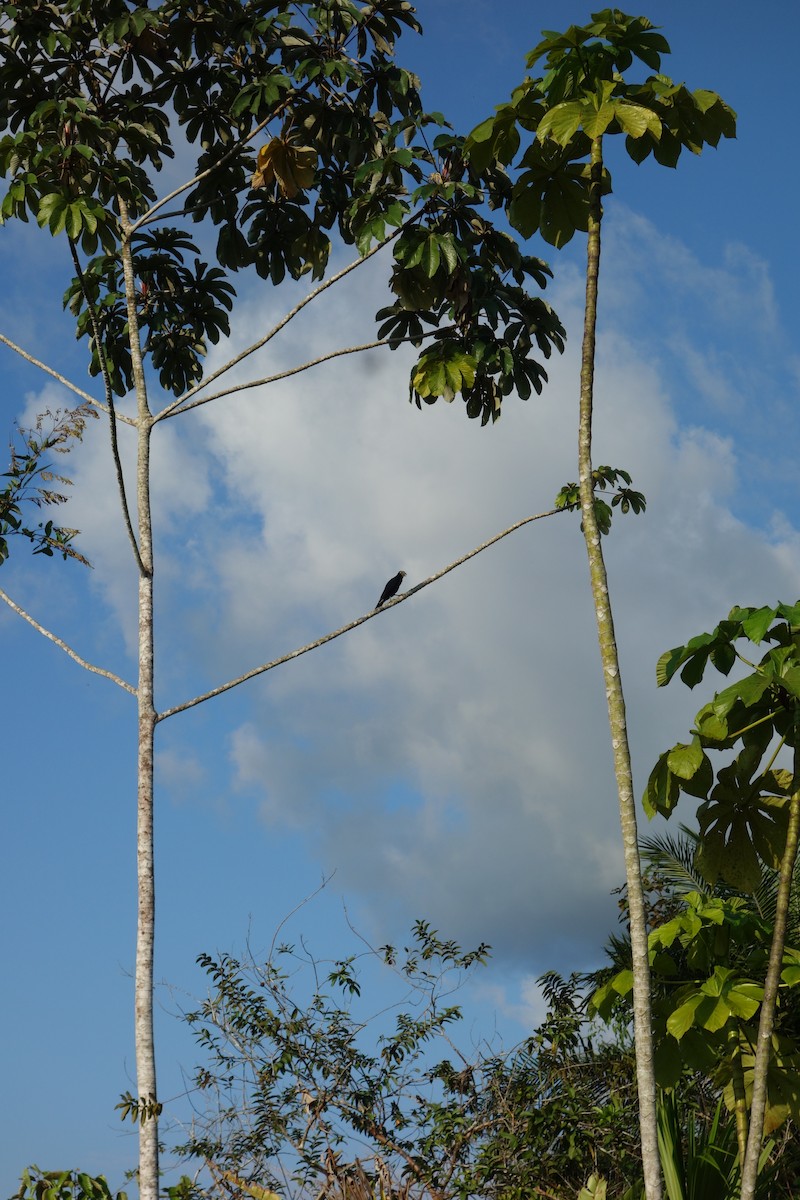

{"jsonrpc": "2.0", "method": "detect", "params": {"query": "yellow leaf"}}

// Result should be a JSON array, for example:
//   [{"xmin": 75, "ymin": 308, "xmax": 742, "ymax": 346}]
[
  {"xmin": 251, "ymin": 138, "xmax": 316, "ymax": 197},
  {"xmin": 218, "ymin": 1168, "xmax": 281, "ymax": 1200}
]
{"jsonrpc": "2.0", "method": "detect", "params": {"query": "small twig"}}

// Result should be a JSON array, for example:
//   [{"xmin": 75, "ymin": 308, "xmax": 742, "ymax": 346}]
[
  {"xmin": 0, "ymin": 587, "xmax": 137, "ymax": 694},
  {"xmin": 154, "ymin": 228, "xmax": 403, "ymax": 423},
  {"xmin": 0, "ymin": 332, "xmax": 121, "ymax": 419},
  {"xmin": 157, "ymin": 507, "xmax": 564, "ymax": 722}
]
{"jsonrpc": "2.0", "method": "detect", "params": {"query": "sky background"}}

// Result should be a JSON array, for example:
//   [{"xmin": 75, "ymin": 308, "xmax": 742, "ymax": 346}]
[{"xmin": 2, "ymin": 0, "xmax": 800, "ymax": 1189}]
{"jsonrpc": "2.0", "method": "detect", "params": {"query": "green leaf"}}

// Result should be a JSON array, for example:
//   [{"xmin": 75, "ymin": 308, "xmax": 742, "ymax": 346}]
[
  {"xmin": 613, "ymin": 101, "xmax": 661, "ymax": 140},
  {"xmin": 537, "ymin": 100, "xmax": 585, "ymax": 146},
  {"xmin": 713, "ymin": 672, "xmax": 771, "ymax": 718},
  {"xmin": 722, "ymin": 820, "xmax": 761, "ymax": 894},
  {"xmin": 667, "ymin": 736, "xmax": 704, "ymax": 781},
  {"xmin": 667, "ymin": 994, "xmax": 702, "ymax": 1040},
  {"xmin": 742, "ymin": 606, "xmax": 778, "ymax": 643},
  {"xmin": 724, "ymin": 981, "xmax": 763, "ymax": 1020},
  {"xmin": 643, "ymin": 751, "xmax": 680, "ymax": 819},
  {"xmin": 694, "ymin": 827, "xmax": 724, "ymax": 886},
  {"xmin": 581, "ymin": 100, "xmax": 618, "ymax": 140},
  {"xmin": 678, "ymin": 750, "xmax": 713, "ymax": 800},
  {"xmin": 612, "ymin": 968, "xmax": 634, "ymax": 996},
  {"xmin": 695, "ymin": 704, "xmax": 729, "ymax": 744}
]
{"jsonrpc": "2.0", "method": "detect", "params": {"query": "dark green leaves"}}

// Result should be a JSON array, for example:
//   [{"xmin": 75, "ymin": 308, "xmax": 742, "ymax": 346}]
[
  {"xmin": 555, "ymin": 465, "xmax": 646, "ymax": 535},
  {"xmin": 63, "ymin": 230, "xmax": 235, "ymax": 396},
  {"xmin": 0, "ymin": 1, "xmax": 569, "ymax": 413}
]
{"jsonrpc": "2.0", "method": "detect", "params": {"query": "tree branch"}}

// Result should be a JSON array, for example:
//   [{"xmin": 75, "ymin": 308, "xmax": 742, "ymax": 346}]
[
  {"xmin": 127, "ymin": 112, "xmax": 275, "ymax": 239},
  {"xmin": 157, "ymin": 507, "xmax": 564, "ymax": 722},
  {"xmin": 156, "ymin": 329, "xmax": 453, "ymax": 420},
  {"xmin": 0, "ymin": 332, "xmax": 125, "ymax": 421},
  {"xmin": 154, "ymin": 229, "xmax": 402, "ymax": 423},
  {"xmin": 68, "ymin": 236, "xmax": 144, "ymax": 573},
  {"xmin": 0, "ymin": 587, "xmax": 136, "ymax": 694}
]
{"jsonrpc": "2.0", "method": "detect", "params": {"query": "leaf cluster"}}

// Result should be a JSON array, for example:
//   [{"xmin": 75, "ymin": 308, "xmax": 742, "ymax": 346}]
[
  {"xmin": 10, "ymin": 1169, "xmax": 126, "ymax": 1200},
  {"xmin": 644, "ymin": 604, "xmax": 800, "ymax": 895},
  {"xmin": 1, "ymin": 406, "xmax": 94, "ymax": 566},
  {"xmin": 173, "ymin": 918, "xmax": 653, "ymax": 1200},
  {"xmin": 114, "ymin": 1090, "xmax": 163, "ymax": 1126},
  {"xmin": 390, "ymin": 198, "xmax": 566, "ymax": 424},
  {"xmin": 465, "ymin": 8, "xmax": 736, "ymax": 247},
  {"xmin": 555, "ymin": 464, "xmax": 646, "ymax": 535},
  {"xmin": 0, "ymin": 1, "xmax": 567, "ymax": 420},
  {"xmin": 63, "ymin": 227, "xmax": 235, "ymax": 395},
  {"xmin": 593, "ymin": 605, "xmax": 800, "ymax": 1139}
]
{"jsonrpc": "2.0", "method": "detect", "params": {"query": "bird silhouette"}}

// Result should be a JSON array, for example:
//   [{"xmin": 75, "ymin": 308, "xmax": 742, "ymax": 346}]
[{"xmin": 376, "ymin": 570, "xmax": 406, "ymax": 609}]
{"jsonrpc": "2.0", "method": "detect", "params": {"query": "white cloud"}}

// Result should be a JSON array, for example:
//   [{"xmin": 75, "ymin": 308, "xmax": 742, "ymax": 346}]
[
  {"xmin": 189, "ymin": 223, "xmax": 799, "ymax": 974},
  {"xmin": 474, "ymin": 974, "xmax": 550, "ymax": 1034},
  {"xmin": 10, "ymin": 210, "xmax": 797, "ymax": 979}
]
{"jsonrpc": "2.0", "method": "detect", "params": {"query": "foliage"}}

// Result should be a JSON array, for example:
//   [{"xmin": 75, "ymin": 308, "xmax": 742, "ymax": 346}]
[
  {"xmin": 643, "ymin": 604, "xmax": 800, "ymax": 886},
  {"xmin": 592, "ymin": 602, "xmax": 800, "ymax": 1170},
  {"xmin": 1, "ymin": 406, "xmax": 94, "ymax": 566},
  {"xmin": 177, "ymin": 921, "xmax": 493, "ymax": 1199},
  {"xmin": 656, "ymin": 1093, "xmax": 768, "ymax": 1200},
  {"xmin": 641, "ymin": 604, "xmax": 800, "ymax": 1139},
  {"xmin": 473, "ymin": 971, "xmax": 643, "ymax": 1199},
  {"xmin": 465, "ymin": 8, "xmax": 735, "ymax": 248},
  {"xmin": 555, "ymin": 464, "xmax": 646, "ymax": 536},
  {"xmin": 10, "ymin": 1168, "xmax": 126, "ymax": 1200},
  {"xmin": 0, "ymin": 0, "xmax": 567, "ymax": 424},
  {"xmin": 591, "ymin": 827, "xmax": 800, "ymax": 1196},
  {"xmin": 115, "ymin": 1091, "xmax": 164, "ymax": 1126},
  {"xmin": 176, "ymin": 922, "xmax": 647, "ymax": 1200}
]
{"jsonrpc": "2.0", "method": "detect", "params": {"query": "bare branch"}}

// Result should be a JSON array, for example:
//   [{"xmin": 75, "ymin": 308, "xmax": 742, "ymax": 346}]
[
  {"xmin": 69, "ymin": 235, "xmax": 144, "ymax": 573},
  {"xmin": 157, "ymin": 507, "xmax": 565, "ymax": 723},
  {"xmin": 0, "ymin": 586, "xmax": 137, "ymax": 694},
  {"xmin": 0, "ymin": 332, "xmax": 126, "ymax": 421},
  {"xmin": 153, "ymin": 229, "xmax": 402, "ymax": 424},
  {"xmin": 157, "ymin": 330, "xmax": 453, "ymax": 420}
]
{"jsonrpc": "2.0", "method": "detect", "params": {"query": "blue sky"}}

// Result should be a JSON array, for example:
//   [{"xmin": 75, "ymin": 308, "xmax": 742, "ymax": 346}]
[{"xmin": 2, "ymin": 0, "xmax": 800, "ymax": 1189}]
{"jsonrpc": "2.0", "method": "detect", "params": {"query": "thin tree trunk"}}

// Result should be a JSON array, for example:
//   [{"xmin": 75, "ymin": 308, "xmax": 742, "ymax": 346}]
[
  {"xmin": 119, "ymin": 196, "xmax": 160, "ymax": 1200},
  {"xmin": 728, "ymin": 1025, "xmax": 749, "ymax": 1168},
  {"xmin": 135, "ymin": 561, "xmax": 159, "ymax": 1200},
  {"xmin": 740, "ymin": 733, "xmax": 800, "ymax": 1200},
  {"xmin": 577, "ymin": 136, "xmax": 662, "ymax": 1200}
]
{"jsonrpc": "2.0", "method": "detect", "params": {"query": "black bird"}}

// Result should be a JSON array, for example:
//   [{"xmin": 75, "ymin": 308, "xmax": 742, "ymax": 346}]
[{"xmin": 376, "ymin": 570, "xmax": 406, "ymax": 609}]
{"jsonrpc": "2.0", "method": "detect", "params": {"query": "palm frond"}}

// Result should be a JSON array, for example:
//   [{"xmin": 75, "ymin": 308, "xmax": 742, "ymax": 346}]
[{"xmin": 640, "ymin": 827, "xmax": 706, "ymax": 898}]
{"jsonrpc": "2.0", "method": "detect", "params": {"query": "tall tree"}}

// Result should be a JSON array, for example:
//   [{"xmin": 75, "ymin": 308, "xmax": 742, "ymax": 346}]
[
  {"xmin": 465, "ymin": 12, "xmax": 735, "ymax": 1198},
  {"xmin": 0, "ymin": 3, "xmax": 566, "ymax": 1194}
]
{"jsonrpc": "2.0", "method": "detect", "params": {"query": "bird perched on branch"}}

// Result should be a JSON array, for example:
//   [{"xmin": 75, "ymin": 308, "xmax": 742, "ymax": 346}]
[{"xmin": 376, "ymin": 570, "xmax": 406, "ymax": 609}]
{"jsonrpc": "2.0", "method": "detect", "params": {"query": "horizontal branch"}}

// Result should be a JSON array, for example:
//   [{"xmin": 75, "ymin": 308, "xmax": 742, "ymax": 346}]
[
  {"xmin": 0, "ymin": 332, "xmax": 129, "ymax": 423},
  {"xmin": 0, "ymin": 587, "xmax": 137, "ymax": 695},
  {"xmin": 157, "ymin": 506, "xmax": 565, "ymax": 723}
]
